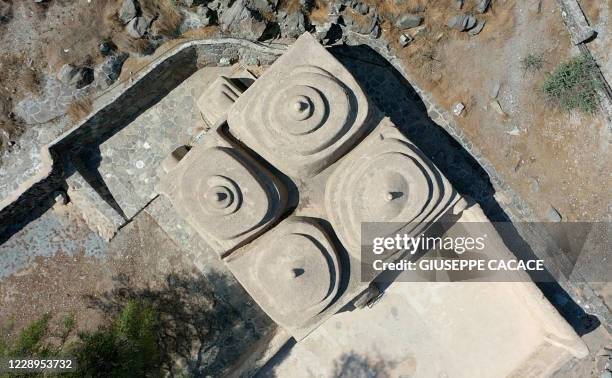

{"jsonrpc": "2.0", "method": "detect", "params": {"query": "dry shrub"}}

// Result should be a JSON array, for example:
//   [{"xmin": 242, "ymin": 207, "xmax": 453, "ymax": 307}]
[
  {"xmin": 279, "ymin": 0, "xmax": 302, "ymax": 13},
  {"xmin": 67, "ymin": 96, "xmax": 93, "ymax": 123},
  {"xmin": 0, "ymin": 53, "xmax": 43, "ymax": 97},
  {"xmin": 113, "ymin": 32, "xmax": 154, "ymax": 55},
  {"xmin": 22, "ymin": 69, "xmax": 42, "ymax": 96},
  {"xmin": 0, "ymin": 53, "xmax": 42, "ymax": 147},
  {"xmin": 309, "ymin": 0, "xmax": 329, "ymax": 24},
  {"xmin": 368, "ymin": 0, "xmax": 428, "ymax": 15},
  {"xmin": 103, "ymin": 0, "xmax": 181, "ymax": 54},
  {"xmin": 104, "ymin": 0, "xmax": 124, "ymax": 34},
  {"xmin": 141, "ymin": 0, "xmax": 183, "ymax": 37},
  {"xmin": 102, "ymin": 0, "xmax": 153, "ymax": 54},
  {"xmin": 45, "ymin": 0, "xmax": 119, "ymax": 71}
]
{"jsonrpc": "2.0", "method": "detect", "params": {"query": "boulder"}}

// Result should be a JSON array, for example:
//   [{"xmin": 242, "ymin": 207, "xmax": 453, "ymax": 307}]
[
  {"xmin": 57, "ymin": 64, "xmax": 94, "ymax": 89},
  {"xmin": 394, "ymin": 13, "xmax": 423, "ymax": 30},
  {"xmin": 240, "ymin": 16, "xmax": 268, "ymax": 40},
  {"xmin": 196, "ymin": 5, "xmax": 214, "ymax": 25},
  {"xmin": 468, "ymin": 19, "xmax": 485, "ymax": 35},
  {"xmin": 447, "ymin": 14, "xmax": 476, "ymax": 31},
  {"xmin": 219, "ymin": 0, "xmax": 246, "ymax": 29},
  {"xmin": 126, "ymin": 16, "xmax": 149, "ymax": 38},
  {"xmin": 57, "ymin": 64, "xmax": 79, "ymax": 85},
  {"xmin": 342, "ymin": 7, "xmax": 380, "ymax": 36},
  {"xmin": 476, "ymin": 0, "xmax": 491, "ymax": 13},
  {"xmin": 447, "ymin": 15, "xmax": 464, "ymax": 30},
  {"xmin": 465, "ymin": 15, "xmax": 477, "ymax": 29},
  {"xmin": 119, "ymin": 0, "xmax": 138, "ymax": 24},
  {"xmin": 351, "ymin": 0, "xmax": 369, "ymax": 15},
  {"xmin": 219, "ymin": 0, "xmax": 267, "ymax": 40},
  {"xmin": 95, "ymin": 53, "xmax": 129, "ymax": 89},
  {"xmin": 98, "ymin": 40, "xmax": 116, "ymax": 56},
  {"xmin": 53, "ymin": 191, "xmax": 68, "ymax": 206},
  {"xmin": 278, "ymin": 11, "xmax": 306, "ymax": 38}
]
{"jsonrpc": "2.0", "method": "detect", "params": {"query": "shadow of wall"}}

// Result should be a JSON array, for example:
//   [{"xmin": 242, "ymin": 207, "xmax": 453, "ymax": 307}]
[{"xmin": 327, "ymin": 44, "xmax": 599, "ymax": 336}]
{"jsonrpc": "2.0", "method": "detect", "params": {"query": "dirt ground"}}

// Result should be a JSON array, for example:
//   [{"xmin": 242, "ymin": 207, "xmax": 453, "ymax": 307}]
[
  {"xmin": 0, "ymin": 205, "xmax": 206, "ymax": 352},
  {"xmin": 377, "ymin": 0, "xmax": 611, "ymax": 222},
  {"xmin": 0, "ymin": 0, "xmax": 105, "ymax": 141}
]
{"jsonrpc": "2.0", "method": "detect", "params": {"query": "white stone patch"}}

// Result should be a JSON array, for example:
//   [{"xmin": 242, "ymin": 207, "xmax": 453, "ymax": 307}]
[{"xmin": 453, "ymin": 102, "xmax": 465, "ymax": 116}]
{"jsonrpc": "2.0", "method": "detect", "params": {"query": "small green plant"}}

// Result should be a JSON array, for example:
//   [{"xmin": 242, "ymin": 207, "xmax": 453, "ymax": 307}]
[
  {"xmin": 0, "ymin": 301, "xmax": 162, "ymax": 377},
  {"xmin": 541, "ymin": 55, "xmax": 602, "ymax": 113},
  {"xmin": 71, "ymin": 299, "xmax": 161, "ymax": 377},
  {"xmin": 521, "ymin": 53, "xmax": 545, "ymax": 73},
  {"xmin": 60, "ymin": 313, "xmax": 75, "ymax": 343},
  {"xmin": 12, "ymin": 314, "xmax": 52, "ymax": 357}
]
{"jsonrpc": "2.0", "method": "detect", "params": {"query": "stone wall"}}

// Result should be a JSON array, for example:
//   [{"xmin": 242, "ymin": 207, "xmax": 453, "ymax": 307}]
[{"xmin": 0, "ymin": 39, "xmax": 284, "ymax": 240}]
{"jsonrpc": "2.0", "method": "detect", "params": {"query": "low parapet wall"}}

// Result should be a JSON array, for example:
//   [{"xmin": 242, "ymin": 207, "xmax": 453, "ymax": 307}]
[{"xmin": 0, "ymin": 39, "xmax": 285, "ymax": 239}]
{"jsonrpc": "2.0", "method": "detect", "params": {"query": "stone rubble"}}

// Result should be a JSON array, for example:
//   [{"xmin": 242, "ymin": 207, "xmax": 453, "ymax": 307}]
[
  {"xmin": 219, "ymin": 0, "xmax": 268, "ymax": 40},
  {"xmin": 94, "ymin": 53, "xmax": 129, "ymax": 90},
  {"xmin": 476, "ymin": 0, "xmax": 491, "ymax": 13},
  {"xmin": 126, "ymin": 16, "xmax": 150, "ymax": 38},
  {"xmin": 277, "ymin": 10, "xmax": 307, "ymax": 38},
  {"xmin": 394, "ymin": 13, "xmax": 423, "ymax": 30},
  {"xmin": 57, "ymin": 64, "xmax": 94, "ymax": 90},
  {"xmin": 119, "ymin": 0, "xmax": 138, "ymax": 24}
]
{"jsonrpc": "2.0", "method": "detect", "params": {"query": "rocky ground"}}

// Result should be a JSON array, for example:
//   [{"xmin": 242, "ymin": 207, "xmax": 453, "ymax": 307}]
[
  {"xmin": 0, "ymin": 0, "xmax": 610, "ymax": 376},
  {"xmin": 0, "ymin": 0, "xmax": 609, "ymax": 214},
  {"xmin": 0, "ymin": 202, "xmax": 273, "ymax": 375}
]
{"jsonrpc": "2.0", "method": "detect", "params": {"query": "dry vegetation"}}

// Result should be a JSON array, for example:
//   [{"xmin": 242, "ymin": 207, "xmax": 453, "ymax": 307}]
[
  {"xmin": 67, "ymin": 96, "xmax": 93, "ymax": 123},
  {"xmin": 0, "ymin": 0, "xmax": 185, "ymax": 154},
  {"xmin": 0, "ymin": 52, "xmax": 43, "ymax": 150},
  {"xmin": 142, "ymin": 0, "xmax": 183, "ymax": 37},
  {"xmin": 103, "ymin": 0, "xmax": 183, "ymax": 56},
  {"xmin": 310, "ymin": 0, "xmax": 330, "ymax": 24},
  {"xmin": 284, "ymin": 0, "xmax": 304, "ymax": 12}
]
